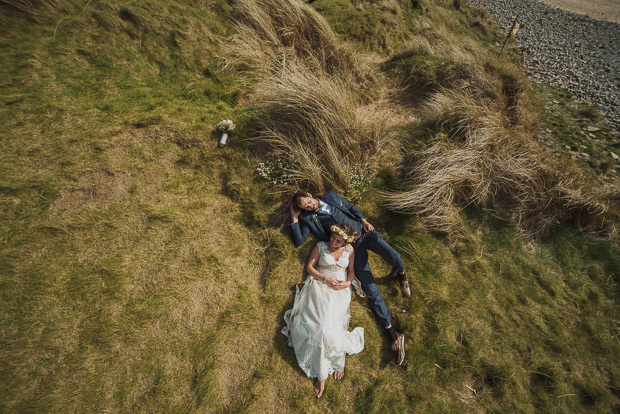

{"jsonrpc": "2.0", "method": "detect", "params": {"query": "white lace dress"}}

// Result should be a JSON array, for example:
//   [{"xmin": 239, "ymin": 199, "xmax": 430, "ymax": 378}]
[{"xmin": 282, "ymin": 242, "xmax": 364, "ymax": 381}]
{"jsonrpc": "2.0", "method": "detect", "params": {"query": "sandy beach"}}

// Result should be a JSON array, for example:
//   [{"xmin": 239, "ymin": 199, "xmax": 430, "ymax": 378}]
[{"xmin": 539, "ymin": 0, "xmax": 620, "ymax": 23}]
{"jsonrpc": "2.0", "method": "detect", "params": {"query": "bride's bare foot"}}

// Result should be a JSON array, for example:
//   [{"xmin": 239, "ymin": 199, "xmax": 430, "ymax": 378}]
[
  {"xmin": 314, "ymin": 379, "xmax": 325, "ymax": 398},
  {"xmin": 333, "ymin": 368, "xmax": 345, "ymax": 380}
]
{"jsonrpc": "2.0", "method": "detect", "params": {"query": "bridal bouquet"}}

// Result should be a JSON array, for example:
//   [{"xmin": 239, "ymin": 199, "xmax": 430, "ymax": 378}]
[
  {"xmin": 216, "ymin": 119, "xmax": 235, "ymax": 147},
  {"xmin": 216, "ymin": 119, "xmax": 236, "ymax": 133}
]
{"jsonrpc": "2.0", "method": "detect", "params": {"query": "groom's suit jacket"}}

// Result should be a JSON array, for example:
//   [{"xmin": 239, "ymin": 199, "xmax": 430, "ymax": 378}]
[{"xmin": 290, "ymin": 191, "xmax": 366, "ymax": 247}]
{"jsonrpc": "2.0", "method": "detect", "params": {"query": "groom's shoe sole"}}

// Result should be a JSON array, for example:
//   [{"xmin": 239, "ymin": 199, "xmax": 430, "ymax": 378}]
[{"xmin": 392, "ymin": 333, "xmax": 405, "ymax": 366}]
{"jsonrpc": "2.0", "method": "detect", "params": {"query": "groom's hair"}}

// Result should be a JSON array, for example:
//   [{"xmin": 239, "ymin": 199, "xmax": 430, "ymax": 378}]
[{"xmin": 291, "ymin": 190, "xmax": 310, "ymax": 207}]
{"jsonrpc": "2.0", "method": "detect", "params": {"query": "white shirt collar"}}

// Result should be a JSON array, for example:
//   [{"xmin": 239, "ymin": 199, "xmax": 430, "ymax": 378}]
[{"xmin": 317, "ymin": 200, "xmax": 332, "ymax": 214}]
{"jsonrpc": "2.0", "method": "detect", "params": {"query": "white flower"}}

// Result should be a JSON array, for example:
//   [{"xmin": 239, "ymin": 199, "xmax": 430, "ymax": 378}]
[{"xmin": 216, "ymin": 119, "xmax": 236, "ymax": 132}]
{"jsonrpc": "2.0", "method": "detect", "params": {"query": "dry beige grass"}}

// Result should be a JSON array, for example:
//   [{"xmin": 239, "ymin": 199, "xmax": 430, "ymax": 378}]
[
  {"xmin": 228, "ymin": 0, "xmax": 369, "ymax": 85},
  {"xmin": 383, "ymin": 89, "xmax": 620, "ymax": 239},
  {"xmin": 253, "ymin": 63, "xmax": 396, "ymax": 194},
  {"xmin": 379, "ymin": 6, "xmax": 620, "ymax": 240},
  {"xmin": 225, "ymin": 0, "xmax": 390, "ymax": 195},
  {"xmin": 389, "ymin": 22, "xmax": 530, "ymax": 127}
]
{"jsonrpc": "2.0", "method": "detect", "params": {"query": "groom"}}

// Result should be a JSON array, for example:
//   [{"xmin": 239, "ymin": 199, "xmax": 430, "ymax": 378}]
[{"xmin": 289, "ymin": 190, "xmax": 410, "ymax": 366}]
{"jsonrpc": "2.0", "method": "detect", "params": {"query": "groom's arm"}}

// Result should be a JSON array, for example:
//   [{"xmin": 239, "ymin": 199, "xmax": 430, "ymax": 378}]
[
  {"xmin": 290, "ymin": 204, "xmax": 311, "ymax": 247},
  {"xmin": 290, "ymin": 220, "xmax": 311, "ymax": 247},
  {"xmin": 327, "ymin": 190, "xmax": 367, "ymax": 221},
  {"xmin": 328, "ymin": 191, "xmax": 374, "ymax": 232}
]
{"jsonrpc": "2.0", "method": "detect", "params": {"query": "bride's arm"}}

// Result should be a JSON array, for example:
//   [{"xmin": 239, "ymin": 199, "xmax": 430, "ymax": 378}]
[
  {"xmin": 306, "ymin": 244, "xmax": 339, "ymax": 288},
  {"xmin": 341, "ymin": 249, "xmax": 354, "ymax": 288},
  {"xmin": 305, "ymin": 245, "xmax": 326, "ymax": 282}
]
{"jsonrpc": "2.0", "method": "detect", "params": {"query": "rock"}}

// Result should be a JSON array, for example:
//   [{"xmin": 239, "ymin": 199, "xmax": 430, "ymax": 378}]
[
  {"xmin": 545, "ymin": 129, "xmax": 552, "ymax": 133},
  {"xmin": 587, "ymin": 126, "xmax": 600, "ymax": 132},
  {"xmin": 588, "ymin": 158, "xmax": 602, "ymax": 168},
  {"xmin": 611, "ymin": 152, "xmax": 619, "ymax": 160},
  {"xmin": 580, "ymin": 152, "xmax": 590, "ymax": 157}
]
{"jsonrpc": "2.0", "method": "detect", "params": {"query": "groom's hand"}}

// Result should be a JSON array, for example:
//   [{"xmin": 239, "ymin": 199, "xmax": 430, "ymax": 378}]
[
  {"xmin": 361, "ymin": 218, "xmax": 374, "ymax": 232},
  {"xmin": 290, "ymin": 205, "xmax": 301, "ymax": 222}
]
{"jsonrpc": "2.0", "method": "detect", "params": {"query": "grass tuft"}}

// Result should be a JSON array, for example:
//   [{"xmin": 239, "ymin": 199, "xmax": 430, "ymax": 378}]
[
  {"xmin": 227, "ymin": 0, "xmax": 370, "ymax": 85},
  {"xmin": 380, "ymin": 2, "xmax": 619, "ymax": 239},
  {"xmin": 252, "ymin": 63, "xmax": 395, "ymax": 194}
]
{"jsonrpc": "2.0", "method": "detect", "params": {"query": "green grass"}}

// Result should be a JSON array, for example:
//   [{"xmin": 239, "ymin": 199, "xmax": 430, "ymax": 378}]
[
  {"xmin": 311, "ymin": 0, "xmax": 416, "ymax": 53},
  {"xmin": 1, "ymin": 0, "xmax": 620, "ymax": 413},
  {"xmin": 533, "ymin": 83, "xmax": 620, "ymax": 180}
]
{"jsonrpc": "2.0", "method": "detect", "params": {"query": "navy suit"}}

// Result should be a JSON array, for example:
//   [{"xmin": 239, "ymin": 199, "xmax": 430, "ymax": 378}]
[{"xmin": 290, "ymin": 191, "xmax": 404, "ymax": 327}]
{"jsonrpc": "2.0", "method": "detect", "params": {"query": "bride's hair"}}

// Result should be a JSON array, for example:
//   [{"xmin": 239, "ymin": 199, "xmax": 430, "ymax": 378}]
[{"xmin": 333, "ymin": 223, "xmax": 354, "ymax": 243}]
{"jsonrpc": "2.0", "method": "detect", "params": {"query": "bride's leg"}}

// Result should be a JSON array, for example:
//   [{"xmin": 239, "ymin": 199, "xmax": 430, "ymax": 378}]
[{"xmin": 314, "ymin": 378, "xmax": 325, "ymax": 398}]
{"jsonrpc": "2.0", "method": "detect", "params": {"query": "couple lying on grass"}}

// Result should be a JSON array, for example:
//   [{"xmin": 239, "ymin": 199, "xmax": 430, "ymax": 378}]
[{"xmin": 282, "ymin": 190, "xmax": 411, "ymax": 398}]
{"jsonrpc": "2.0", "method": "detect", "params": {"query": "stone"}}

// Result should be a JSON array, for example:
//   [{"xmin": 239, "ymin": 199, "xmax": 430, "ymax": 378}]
[
  {"xmin": 580, "ymin": 152, "xmax": 590, "ymax": 157},
  {"xmin": 466, "ymin": 0, "xmax": 620, "ymax": 130},
  {"xmin": 587, "ymin": 126, "xmax": 600, "ymax": 132},
  {"xmin": 611, "ymin": 152, "xmax": 619, "ymax": 160}
]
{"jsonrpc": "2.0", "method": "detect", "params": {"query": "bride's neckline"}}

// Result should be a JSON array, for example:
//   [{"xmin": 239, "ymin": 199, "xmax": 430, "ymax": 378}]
[{"xmin": 325, "ymin": 243, "xmax": 345, "ymax": 261}]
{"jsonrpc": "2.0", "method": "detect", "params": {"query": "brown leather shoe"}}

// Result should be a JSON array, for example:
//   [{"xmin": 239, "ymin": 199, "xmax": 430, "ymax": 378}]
[
  {"xmin": 399, "ymin": 275, "xmax": 411, "ymax": 298},
  {"xmin": 391, "ymin": 332, "xmax": 405, "ymax": 366}
]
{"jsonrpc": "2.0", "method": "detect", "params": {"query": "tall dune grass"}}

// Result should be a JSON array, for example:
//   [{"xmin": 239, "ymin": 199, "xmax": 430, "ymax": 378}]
[
  {"xmin": 385, "ymin": 22, "xmax": 530, "ymax": 126},
  {"xmin": 228, "ymin": 0, "xmax": 369, "ymax": 84},
  {"xmin": 226, "ymin": 0, "xmax": 385, "ymax": 194},
  {"xmin": 383, "ymin": 88, "xmax": 620, "ymax": 238},
  {"xmin": 380, "ymin": 3, "xmax": 619, "ymax": 239},
  {"xmin": 253, "ymin": 63, "xmax": 394, "ymax": 194}
]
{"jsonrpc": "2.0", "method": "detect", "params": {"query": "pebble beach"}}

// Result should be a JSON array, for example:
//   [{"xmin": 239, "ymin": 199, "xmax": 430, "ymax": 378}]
[{"xmin": 468, "ymin": 0, "xmax": 620, "ymax": 130}]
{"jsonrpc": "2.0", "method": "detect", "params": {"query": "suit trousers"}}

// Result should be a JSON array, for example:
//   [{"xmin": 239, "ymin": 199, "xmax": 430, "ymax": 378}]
[{"xmin": 352, "ymin": 231, "xmax": 404, "ymax": 328}]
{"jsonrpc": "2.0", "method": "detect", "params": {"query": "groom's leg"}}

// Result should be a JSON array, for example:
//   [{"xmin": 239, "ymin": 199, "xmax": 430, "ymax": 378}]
[
  {"xmin": 364, "ymin": 231, "xmax": 404, "ymax": 275},
  {"xmin": 353, "ymin": 247, "xmax": 392, "ymax": 327}
]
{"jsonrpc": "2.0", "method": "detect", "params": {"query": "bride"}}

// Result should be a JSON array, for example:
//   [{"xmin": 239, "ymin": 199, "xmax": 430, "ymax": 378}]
[{"xmin": 282, "ymin": 223, "xmax": 364, "ymax": 398}]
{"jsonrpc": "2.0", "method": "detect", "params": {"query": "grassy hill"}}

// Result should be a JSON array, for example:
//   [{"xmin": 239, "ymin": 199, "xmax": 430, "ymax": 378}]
[{"xmin": 1, "ymin": 0, "xmax": 619, "ymax": 412}]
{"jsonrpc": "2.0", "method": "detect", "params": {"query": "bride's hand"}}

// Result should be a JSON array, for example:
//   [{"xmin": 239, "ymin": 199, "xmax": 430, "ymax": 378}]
[
  {"xmin": 326, "ymin": 278, "xmax": 340, "ymax": 290},
  {"xmin": 328, "ymin": 279, "xmax": 351, "ymax": 290},
  {"xmin": 334, "ymin": 280, "xmax": 351, "ymax": 290}
]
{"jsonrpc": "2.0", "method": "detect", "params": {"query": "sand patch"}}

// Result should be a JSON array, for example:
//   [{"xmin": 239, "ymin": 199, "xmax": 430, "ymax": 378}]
[{"xmin": 539, "ymin": 0, "xmax": 620, "ymax": 23}]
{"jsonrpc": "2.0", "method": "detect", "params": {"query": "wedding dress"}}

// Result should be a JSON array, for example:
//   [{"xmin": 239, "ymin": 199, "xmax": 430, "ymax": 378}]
[{"xmin": 282, "ymin": 242, "xmax": 364, "ymax": 381}]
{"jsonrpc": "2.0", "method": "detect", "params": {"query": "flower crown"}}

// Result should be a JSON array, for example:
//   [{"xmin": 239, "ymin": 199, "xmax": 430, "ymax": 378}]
[{"xmin": 330, "ymin": 225, "xmax": 354, "ymax": 243}]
